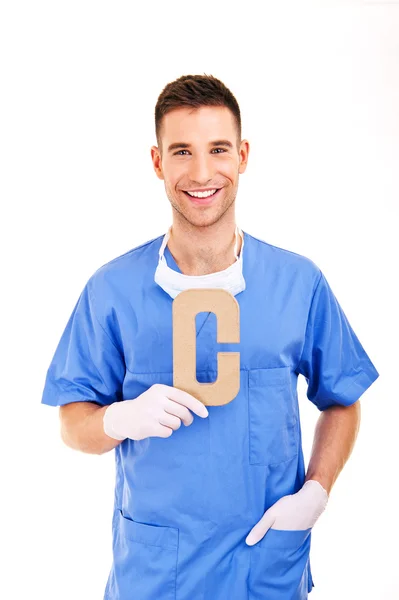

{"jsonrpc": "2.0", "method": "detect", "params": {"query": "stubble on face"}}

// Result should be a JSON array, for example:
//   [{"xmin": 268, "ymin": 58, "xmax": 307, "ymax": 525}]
[
  {"xmin": 157, "ymin": 106, "xmax": 244, "ymax": 230},
  {"xmin": 164, "ymin": 175, "xmax": 239, "ymax": 229}
]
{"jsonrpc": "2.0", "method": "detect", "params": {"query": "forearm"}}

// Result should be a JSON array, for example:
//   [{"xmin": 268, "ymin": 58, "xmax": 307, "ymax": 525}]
[
  {"xmin": 59, "ymin": 401, "xmax": 123, "ymax": 455},
  {"xmin": 305, "ymin": 400, "xmax": 361, "ymax": 495}
]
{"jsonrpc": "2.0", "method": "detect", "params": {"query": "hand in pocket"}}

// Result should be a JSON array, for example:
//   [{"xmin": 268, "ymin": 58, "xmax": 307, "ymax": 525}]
[{"xmin": 246, "ymin": 480, "xmax": 329, "ymax": 546}]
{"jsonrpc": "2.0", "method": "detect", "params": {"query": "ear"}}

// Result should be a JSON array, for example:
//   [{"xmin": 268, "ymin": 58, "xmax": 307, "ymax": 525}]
[
  {"xmin": 238, "ymin": 139, "xmax": 250, "ymax": 174},
  {"xmin": 151, "ymin": 146, "xmax": 164, "ymax": 180}
]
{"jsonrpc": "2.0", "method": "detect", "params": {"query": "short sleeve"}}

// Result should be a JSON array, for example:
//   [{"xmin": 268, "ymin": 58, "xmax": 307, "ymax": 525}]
[
  {"xmin": 41, "ymin": 278, "xmax": 125, "ymax": 407},
  {"xmin": 296, "ymin": 270, "xmax": 379, "ymax": 411}
]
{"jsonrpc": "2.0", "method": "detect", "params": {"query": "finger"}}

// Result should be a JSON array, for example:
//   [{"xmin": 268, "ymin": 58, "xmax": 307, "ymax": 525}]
[
  {"xmin": 159, "ymin": 412, "xmax": 182, "ymax": 431},
  {"xmin": 156, "ymin": 384, "xmax": 209, "ymax": 418},
  {"xmin": 246, "ymin": 510, "xmax": 276, "ymax": 546},
  {"xmin": 164, "ymin": 400, "xmax": 194, "ymax": 426},
  {"xmin": 152, "ymin": 424, "xmax": 174, "ymax": 438}
]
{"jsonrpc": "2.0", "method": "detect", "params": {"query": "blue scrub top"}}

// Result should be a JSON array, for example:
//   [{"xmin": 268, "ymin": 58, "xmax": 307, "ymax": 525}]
[{"xmin": 41, "ymin": 231, "xmax": 379, "ymax": 600}]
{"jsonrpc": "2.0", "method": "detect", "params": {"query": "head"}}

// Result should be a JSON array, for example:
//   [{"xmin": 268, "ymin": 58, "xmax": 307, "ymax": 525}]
[{"xmin": 151, "ymin": 74, "xmax": 249, "ymax": 229}]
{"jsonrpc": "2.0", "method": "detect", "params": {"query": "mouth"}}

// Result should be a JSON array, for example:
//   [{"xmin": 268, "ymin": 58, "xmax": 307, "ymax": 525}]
[{"xmin": 182, "ymin": 188, "xmax": 222, "ymax": 205}]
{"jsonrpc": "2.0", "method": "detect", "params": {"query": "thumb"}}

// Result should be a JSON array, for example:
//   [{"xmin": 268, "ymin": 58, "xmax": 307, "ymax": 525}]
[{"xmin": 245, "ymin": 509, "xmax": 275, "ymax": 546}]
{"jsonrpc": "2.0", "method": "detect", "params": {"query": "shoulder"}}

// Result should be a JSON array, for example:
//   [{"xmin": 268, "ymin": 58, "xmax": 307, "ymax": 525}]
[
  {"xmin": 244, "ymin": 230, "xmax": 322, "ymax": 287},
  {"xmin": 86, "ymin": 233, "xmax": 163, "ymax": 298}
]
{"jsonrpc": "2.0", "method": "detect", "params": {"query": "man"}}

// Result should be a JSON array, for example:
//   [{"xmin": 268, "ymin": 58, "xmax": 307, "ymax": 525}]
[{"xmin": 41, "ymin": 74, "xmax": 379, "ymax": 600}]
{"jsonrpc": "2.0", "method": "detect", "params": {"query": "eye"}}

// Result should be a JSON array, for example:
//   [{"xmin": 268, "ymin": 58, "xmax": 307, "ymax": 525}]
[{"xmin": 173, "ymin": 148, "xmax": 227, "ymax": 156}]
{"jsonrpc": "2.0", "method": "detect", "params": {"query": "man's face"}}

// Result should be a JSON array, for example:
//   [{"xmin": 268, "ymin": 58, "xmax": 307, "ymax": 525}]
[{"xmin": 151, "ymin": 106, "xmax": 249, "ymax": 228}]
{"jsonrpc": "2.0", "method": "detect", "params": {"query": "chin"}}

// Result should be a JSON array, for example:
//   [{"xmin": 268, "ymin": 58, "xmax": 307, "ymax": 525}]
[{"xmin": 188, "ymin": 214, "xmax": 225, "ymax": 229}]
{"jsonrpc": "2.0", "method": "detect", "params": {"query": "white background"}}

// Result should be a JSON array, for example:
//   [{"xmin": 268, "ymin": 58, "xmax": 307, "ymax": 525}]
[{"xmin": 1, "ymin": 1, "xmax": 397, "ymax": 599}]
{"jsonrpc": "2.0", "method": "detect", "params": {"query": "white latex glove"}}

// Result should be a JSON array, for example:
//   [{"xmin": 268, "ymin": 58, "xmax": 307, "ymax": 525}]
[
  {"xmin": 103, "ymin": 383, "xmax": 209, "ymax": 441},
  {"xmin": 246, "ymin": 480, "xmax": 329, "ymax": 546}
]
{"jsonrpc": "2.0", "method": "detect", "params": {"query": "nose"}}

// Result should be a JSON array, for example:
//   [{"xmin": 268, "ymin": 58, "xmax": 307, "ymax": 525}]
[{"xmin": 188, "ymin": 152, "xmax": 215, "ymax": 186}]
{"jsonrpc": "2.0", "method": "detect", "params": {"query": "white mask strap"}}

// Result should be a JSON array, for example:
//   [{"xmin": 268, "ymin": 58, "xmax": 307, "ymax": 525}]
[
  {"xmin": 234, "ymin": 226, "xmax": 239, "ymax": 260},
  {"xmin": 159, "ymin": 227, "xmax": 172, "ymax": 258}
]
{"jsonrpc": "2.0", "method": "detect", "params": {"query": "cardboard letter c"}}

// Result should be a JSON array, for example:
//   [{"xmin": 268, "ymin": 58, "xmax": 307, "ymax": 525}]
[{"xmin": 172, "ymin": 288, "xmax": 240, "ymax": 406}]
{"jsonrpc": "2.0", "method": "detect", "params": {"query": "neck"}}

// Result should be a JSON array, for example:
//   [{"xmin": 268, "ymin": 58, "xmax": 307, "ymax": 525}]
[{"xmin": 166, "ymin": 215, "xmax": 242, "ymax": 276}]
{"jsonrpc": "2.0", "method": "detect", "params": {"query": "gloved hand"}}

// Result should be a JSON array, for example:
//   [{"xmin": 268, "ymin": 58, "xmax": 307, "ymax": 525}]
[
  {"xmin": 245, "ymin": 480, "xmax": 329, "ymax": 546},
  {"xmin": 103, "ymin": 383, "xmax": 209, "ymax": 441}
]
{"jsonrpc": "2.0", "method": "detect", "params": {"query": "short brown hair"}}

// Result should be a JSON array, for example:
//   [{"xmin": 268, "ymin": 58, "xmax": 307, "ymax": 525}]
[{"xmin": 155, "ymin": 74, "xmax": 241, "ymax": 155}]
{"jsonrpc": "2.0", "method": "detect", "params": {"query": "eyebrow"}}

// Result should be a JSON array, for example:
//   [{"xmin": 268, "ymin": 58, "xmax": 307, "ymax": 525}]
[{"xmin": 167, "ymin": 139, "xmax": 234, "ymax": 153}]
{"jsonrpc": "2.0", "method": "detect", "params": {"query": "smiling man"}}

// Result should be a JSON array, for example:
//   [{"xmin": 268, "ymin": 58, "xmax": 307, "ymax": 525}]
[
  {"xmin": 41, "ymin": 74, "xmax": 379, "ymax": 600},
  {"xmin": 152, "ymin": 101, "xmax": 248, "ymax": 277}
]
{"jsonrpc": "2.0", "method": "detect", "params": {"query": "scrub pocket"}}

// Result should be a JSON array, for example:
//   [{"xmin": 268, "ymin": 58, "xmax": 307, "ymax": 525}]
[
  {"xmin": 248, "ymin": 528, "xmax": 312, "ymax": 600},
  {"xmin": 248, "ymin": 367, "xmax": 298, "ymax": 466},
  {"xmin": 113, "ymin": 509, "xmax": 179, "ymax": 600}
]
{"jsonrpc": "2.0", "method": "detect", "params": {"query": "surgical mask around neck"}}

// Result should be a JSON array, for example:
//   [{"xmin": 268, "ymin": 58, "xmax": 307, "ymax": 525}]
[{"xmin": 154, "ymin": 226, "xmax": 246, "ymax": 299}]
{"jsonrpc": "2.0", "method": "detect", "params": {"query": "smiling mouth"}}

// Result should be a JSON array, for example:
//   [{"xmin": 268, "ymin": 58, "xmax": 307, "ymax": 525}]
[{"xmin": 182, "ymin": 188, "xmax": 222, "ymax": 204}]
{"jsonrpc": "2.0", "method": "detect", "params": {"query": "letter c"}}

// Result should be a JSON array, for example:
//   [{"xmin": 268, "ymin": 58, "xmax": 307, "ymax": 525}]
[{"xmin": 172, "ymin": 289, "xmax": 240, "ymax": 406}]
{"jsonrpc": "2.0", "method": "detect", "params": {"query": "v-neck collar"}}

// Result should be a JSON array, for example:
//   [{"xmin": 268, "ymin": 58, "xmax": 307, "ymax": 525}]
[{"xmin": 163, "ymin": 245, "xmax": 182, "ymax": 274}]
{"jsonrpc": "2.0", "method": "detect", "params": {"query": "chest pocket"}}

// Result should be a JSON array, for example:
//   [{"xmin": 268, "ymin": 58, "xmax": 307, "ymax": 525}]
[{"xmin": 248, "ymin": 367, "xmax": 298, "ymax": 466}]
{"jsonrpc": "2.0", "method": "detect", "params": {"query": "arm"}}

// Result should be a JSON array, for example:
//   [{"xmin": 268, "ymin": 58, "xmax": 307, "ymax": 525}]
[
  {"xmin": 245, "ymin": 400, "xmax": 362, "ymax": 545},
  {"xmin": 59, "ymin": 402, "xmax": 123, "ymax": 455},
  {"xmin": 304, "ymin": 400, "xmax": 361, "ymax": 495}
]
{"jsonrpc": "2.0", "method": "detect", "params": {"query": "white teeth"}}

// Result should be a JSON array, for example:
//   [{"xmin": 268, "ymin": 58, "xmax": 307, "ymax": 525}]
[{"xmin": 186, "ymin": 189, "xmax": 218, "ymax": 198}]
